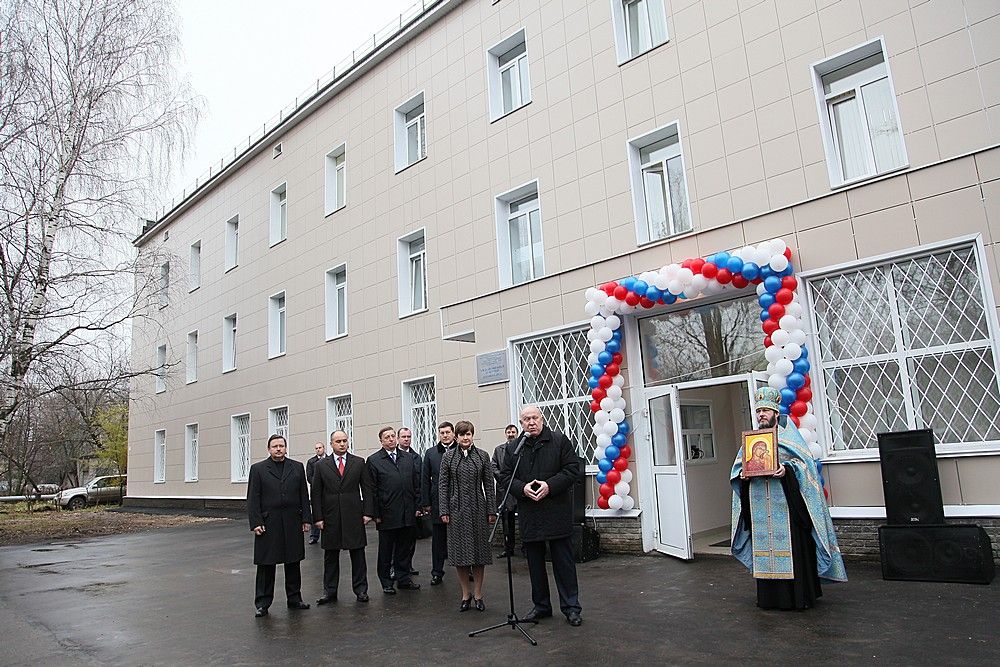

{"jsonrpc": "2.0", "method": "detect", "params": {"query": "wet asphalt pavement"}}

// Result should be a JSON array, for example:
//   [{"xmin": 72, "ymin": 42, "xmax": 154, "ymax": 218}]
[{"xmin": 0, "ymin": 519, "xmax": 997, "ymax": 666}]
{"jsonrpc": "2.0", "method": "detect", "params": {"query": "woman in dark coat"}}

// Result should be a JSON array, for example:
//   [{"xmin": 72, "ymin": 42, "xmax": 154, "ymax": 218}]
[{"xmin": 439, "ymin": 420, "xmax": 496, "ymax": 611}]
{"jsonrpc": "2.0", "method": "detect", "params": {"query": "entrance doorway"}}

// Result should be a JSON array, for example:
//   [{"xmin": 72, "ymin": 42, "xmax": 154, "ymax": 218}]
[{"xmin": 639, "ymin": 373, "xmax": 766, "ymax": 559}]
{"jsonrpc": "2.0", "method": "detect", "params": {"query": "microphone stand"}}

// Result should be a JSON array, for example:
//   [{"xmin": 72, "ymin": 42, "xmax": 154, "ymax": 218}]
[{"xmin": 469, "ymin": 437, "xmax": 537, "ymax": 646}]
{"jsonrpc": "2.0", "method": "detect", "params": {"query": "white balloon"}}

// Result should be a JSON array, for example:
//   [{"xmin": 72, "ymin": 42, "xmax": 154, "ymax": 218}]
[
  {"xmin": 606, "ymin": 385, "xmax": 623, "ymax": 400},
  {"xmin": 606, "ymin": 314, "xmax": 621, "ymax": 330},
  {"xmin": 595, "ymin": 446, "xmax": 606, "ymax": 461},
  {"xmin": 770, "ymin": 254, "xmax": 789, "ymax": 272},
  {"xmin": 614, "ymin": 481, "xmax": 631, "ymax": 496},
  {"xmin": 598, "ymin": 327, "xmax": 613, "ymax": 342},
  {"xmin": 786, "ymin": 301, "xmax": 803, "ymax": 318},
  {"xmin": 756, "ymin": 282, "xmax": 768, "ymax": 296},
  {"xmin": 589, "ymin": 339, "xmax": 606, "ymax": 354},
  {"xmin": 654, "ymin": 274, "xmax": 670, "ymax": 290},
  {"xmin": 706, "ymin": 280, "xmax": 725, "ymax": 294},
  {"xmin": 691, "ymin": 274, "xmax": 709, "ymax": 293},
  {"xmin": 602, "ymin": 421, "xmax": 619, "ymax": 436},
  {"xmin": 756, "ymin": 248, "xmax": 772, "ymax": 266},
  {"xmin": 741, "ymin": 246, "xmax": 756, "ymax": 261},
  {"xmin": 771, "ymin": 238, "xmax": 787, "ymax": 255},
  {"xmin": 595, "ymin": 410, "xmax": 609, "ymax": 424},
  {"xmin": 765, "ymin": 345, "xmax": 784, "ymax": 363},
  {"xmin": 678, "ymin": 267, "xmax": 694, "ymax": 283},
  {"xmin": 593, "ymin": 290, "xmax": 608, "ymax": 305},
  {"xmin": 622, "ymin": 495, "xmax": 635, "ymax": 511},
  {"xmin": 664, "ymin": 264, "xmax": 679, "ymax": 279},
  {"xmin": 612, "ymin": 398, "xmax": 626, "ymax": 411},
  {"xmin": 778, "ymin": 315, "xmax": 798, "ymax": 330},
  {"xmin": 590, "ymin": 315, "xmax": 606, "ymax": 329},
  {"xmin": 782, "ymin": 343, "xmax": 802, "ymax": 360},
  {"xmin": 585, "ymin": 287, "xmax": 598, "ymax": 302},
  {"xmin": 771, "ymin": 329, "xmax": 790, "ymax": 347},
  {"xmin": 587, "ymin": 328, "xmax": 598, "ymax": 341},
  {"xmin": 620, "ymin": 469, "xmax": 633, "ymax": 484},
  {"xmin": 800, "ymin": 413, "xmax": 817, "ymax": 430},
  {"xmin": 612, "ymin": 374, "xmax": 625, "ymax": 388},
  {"xmin": 667, "ymin": 279, "xmax": 683, "ymax": 295},
  {"xmin": 640, "ymin": 271, "xmax": 657, "ymax": 284},
  {"xmin": 600, "ymin": 397, "xmax": 615, "ymax": 412},
  {"xmin": 605, "ymin": 297, "xmax": 621, "ymax": 312},
  {"xmin": 768, "ymin": 373, "xmax": 787, "ymax": 389},
  {"xmin": 775, "ymin": 358, "xmax": 794, "ymax": 376},
  {"xmin": 608, "ymin": 494, "xmax": 624, "ymax": 510},
  {"xmin": 808, "ymin": 443, "xmax": 823, "ymax": 459},
  {"xmin": 798, "ymin": 428, "xmax": 813, "ymax": 442},
  {"xmin": 585, "ymin": 301, "xmax": 599, "ymax": 316},
  {"xmin": 609, "ymin": 408, "xmax": 626, "ymax": 423},
  {"xmin": 791, "ymin": 329, "xmax": 807, "ymax": 346},
  {"xmin": 596, "ymin": 433, "xmax": 612, "ymax": 448}
]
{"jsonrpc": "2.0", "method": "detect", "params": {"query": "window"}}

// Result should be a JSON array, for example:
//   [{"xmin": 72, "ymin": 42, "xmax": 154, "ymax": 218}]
[
  {"xmin": 628, "ymin": 124, "xmax": 692, "ymax": 244},
  {"xmin": 402, "ymin": 378, "xmax": 436, "ymax": 455},
  {"xmin": 488, "ymin": 30, "xmax": 530, "ymax": 120},
  {"xmin": 397, "ymin": 230, "xmax": 427, "ymax": 316},
  {"xmin": 185, "ymin": 423, "xmax": 198, "ymax": 482},
  {"xmin": 325, "ymin": 265, "xmax": 348, "ymax": 339},
  {"xmin": 324, "ymin": 144, "xmax": 346, "ymax": 215},
  {"xmin": 186, "ymin": 331, "xmax": 198, "ymax": 384},
  {"xmin": 326, "ymin": 395, "xmax": 353, "ymax": 451},
  {"xmin": 153, "ymin": 429, "xmax": 166, "ymax": 483},
  {"xmin": 513, "ymin": 327, "xmax": 594, "ymax": 460},
  {"xmin": 268, "ymin": 292, "xmax": 286, "ymax": 358},
  {"xmin": 812, "ymin": 38, "xmax": 906, "ymax": 187},
  {"xmin": 612, "ymin": 0, "xmax": 669, "ymax": 63},
  {"xmin": 268, "ymin": 406, "xmax": 288, "ymax": 441},
  {"xmin": 223, "ymin": 313, "xmax": 237, "ymax": 372},
  {"xmin": 270, "ymin": 183, "xmax": 287, "ymax": 246},
  {"xmin": 231, "ymin": 413, "xmax": 251, "ymax": 483},
  {"xmin": 225, "ymin": 215, "xmax": 239, "ymax": 270},
  {"xmin": 495, "ymin": 181, "xmax": 544, "ymax": 287},
  {"xmin": 155, "ymin": 344, "xmax": 167, "ymax": 393},
  {"xmin": 807, "ymin": 243, "xmax": 1000, "ymax": 454},
  {"xmin": 393, "ymin": 92, "xmax": 426, "ymax": 172},
  {"xmin": 189, "ymin": 241, "xmax": 201, "ymax": 291},
  {"xmin": 158, "ymin": 262, "xmax": 169, "ymax": 308},
  {"xmin": 680, "ymin": 401, "xmax": 716, "ymax": 462},
  {"xmin": 272, "ymin": 143, "xmax": 282, "ymax": 158}
]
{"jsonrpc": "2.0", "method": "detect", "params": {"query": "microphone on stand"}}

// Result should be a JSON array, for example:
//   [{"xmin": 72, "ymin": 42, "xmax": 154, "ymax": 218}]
[{"xmin": 511, "ymin": 431, "xmax": 529, "ymax": 456}]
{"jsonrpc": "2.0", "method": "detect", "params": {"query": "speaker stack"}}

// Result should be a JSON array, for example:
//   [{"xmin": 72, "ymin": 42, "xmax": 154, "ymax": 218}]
[
  {"xmin": 877, "ymin": 429, "xmax": 994, "ymax": 584},
  {"xmin": 572, "ymin": 456, "xmax": 600, "ymax": 562}
]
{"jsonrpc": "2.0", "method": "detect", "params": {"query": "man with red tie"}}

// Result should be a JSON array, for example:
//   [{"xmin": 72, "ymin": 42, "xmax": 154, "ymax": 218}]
[{"xmin": 312, "ymin": 430, "xmax": 376, "ymax": 604}]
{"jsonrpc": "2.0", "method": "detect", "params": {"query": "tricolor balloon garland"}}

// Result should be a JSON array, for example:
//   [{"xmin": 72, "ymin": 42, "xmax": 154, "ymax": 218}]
[{"xmin": 584, "ymin": 238, "xmax": 826, "ymax": 511}]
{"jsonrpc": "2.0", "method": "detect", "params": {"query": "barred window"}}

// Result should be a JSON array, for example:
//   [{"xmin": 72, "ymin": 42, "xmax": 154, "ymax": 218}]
[
  {"xmin": 185, "ymin": 423, "xmax": 199, "ymax": 482},
  {"xmin": 153, "ymin": 429, "xmax": 166, "ymax": 483},
  {"xmin": 327, "ymin": 395, "xmax": 353, "ymax": 452},
  {"xmin": 513, "ymin": 328, "xmax": 592, "ymax": 460},
  {"xmin": 231, "ymin": 414, "xmax": 251, "ymax": 482},
  {"xmin": 808, "ymin": 244, "xmax": 1000, "ymax": 452},
  {"xmin": 404, "ymin": 379, "xmax": 436, "ymax": 455},
  {"xmin": 268, "ymin": 407, "xmax": 288, "ymax": 442}
]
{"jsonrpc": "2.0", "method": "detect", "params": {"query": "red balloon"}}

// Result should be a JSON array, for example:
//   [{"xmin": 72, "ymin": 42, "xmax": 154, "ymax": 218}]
[
  {"xmin": 783, "ymin": 246, "xmax": 792, "ymax": 260},
  {"xmin": 640, "ymin": 297, "xmax": 656, "ymax": 309},
  {"xmin": 597, "ymin": 496, "xmax": 610, "ymax": 509},
  {"xmin": 601, "ymin": 282, "xmax": 617, "ymax": 295},
  {"xmin": 625, "ymin": 292, "xmax": 641, "ymax": 306},
  {"xmin": 613, "ymin": 457, "xmax": 629, "ymax": 471},
  {"xmin": 762, "ymin": 319, "xmax": 780, "ymax": 335},
  {"xmin": 612, "ymin": 353, "xmax": 623, "ymax": 365},
  {"xmin": 599, "ymin": 482, "xmax": 615, "ymax": 497},
  {"xmin": 701, "ymin": 262, "xmax": 717, "ymax": 279},
  {"xmin": 681, "ymin": 258, "xmax": 694, "ymax": 269},
  {"xmin": 613, "ymin": 285, "xmax": 628, "ymax": 300},
  {"xmin": 589, "ymin": 401, "xmax": 601, "ymax": 413},
  {"xmin": 796, "ymin": 387, "xmax": 812, "ymax": 403},
  {"xmin": 606, "ymin": 469, "xmax": 621, "ymax": 484},
  {"xmin": 606, "ymin": 363, "xmax": 620, "ymax": 377},
  {"xmin": 781, "ymin": 276, "xmax": 798, "ymax": 291},
  {"xmin": 775, "ymin": 288, "xmax": 793, "ymax": 305},
  {"xmin": 591, "ymin": 387, "xmax": 606, "ymax": 401},
  {"xmin": 768, "ymin": 303, "xmax": 785, "ymax": 320},
  {"xmin": 791, "ymin": 415, "xmax": 801, "ymax": 427},
  {"xmin": 804, "ymin": 373, "xmax": 811, "ymax": 387},
  {"xmin": 764, "ymin": 335, "xmax": 773, "ymax": 347},
  {"xmin": 619, "ymin": 445, "xmax": 632, "ymax": 459},
  {"xmin": 691, "ymin": 259, "xmax": 706, "ymax": 274},
  {"xmin": 598, "ymin": 374, "xmax": 613, "ymax": 389},
  {"xmin": 790, "ymin": 400, "xmax": 808, "ymax": 417},
  {"xmin": 731, "ymin": 274, "xmax": 749, "ymax": 289},
  {"xmin": 717, "ymin": 268, "xmax": 733, "ymax": 284}
]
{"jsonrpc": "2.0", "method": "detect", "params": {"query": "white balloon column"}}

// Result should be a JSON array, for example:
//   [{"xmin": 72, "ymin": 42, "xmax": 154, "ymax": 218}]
[{"xmin": 584, "ymin": 238, "xmax": 823, "ymax": 511}]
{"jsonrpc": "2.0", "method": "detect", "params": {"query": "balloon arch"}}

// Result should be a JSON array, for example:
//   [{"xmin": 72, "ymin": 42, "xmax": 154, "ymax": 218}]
[{"xmin": 583, "ymin": 238, "xmax": 823, "ymax": 511}]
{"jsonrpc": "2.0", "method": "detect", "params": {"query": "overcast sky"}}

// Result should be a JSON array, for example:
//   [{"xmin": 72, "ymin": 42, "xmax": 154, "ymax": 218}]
[{"xmin": 169, "ymin": 0, "xmax": 416, "ymax": 203}]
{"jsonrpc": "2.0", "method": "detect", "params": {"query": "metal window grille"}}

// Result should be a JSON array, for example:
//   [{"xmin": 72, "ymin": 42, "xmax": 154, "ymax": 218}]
[
  {"xmin": 186, "ymin": 424, "xmax": 198, "ymax": 481},
  {"xmin": 331, "ymin": 396, "xmax": 353, "ymax": 452},
  {"xmin": 513, "ymin": 328, "xmax": 592, "ymax": 459},
  {"xmin": 154, "ymin": 431, "xmax": 166, "ymax": 483},
  {"xmin": 808, "ymin": 245, "xmax": 1000, "ymax": 451},
  {"xmin": 407, "ymin": 380, "xmax": 437, "ymax": 455},
  {"xmin": 271, "ymin": 407, "xmax": 288, "ymax": 440},
  {"xmin": 232, "ymin": 414, "xmax": 251, "ymax": 482}
]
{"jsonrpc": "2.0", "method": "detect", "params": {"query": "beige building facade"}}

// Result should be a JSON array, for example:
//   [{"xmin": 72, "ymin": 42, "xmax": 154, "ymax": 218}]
[{"xmin": 129, "ymin": 0, "xmax": 1000, "ymax": 558}]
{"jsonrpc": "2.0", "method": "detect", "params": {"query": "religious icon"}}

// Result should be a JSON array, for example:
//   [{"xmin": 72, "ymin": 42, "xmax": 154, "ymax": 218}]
[{"xmin": 741, "ymin": 427, "xmax": 779, "ymax": 477}]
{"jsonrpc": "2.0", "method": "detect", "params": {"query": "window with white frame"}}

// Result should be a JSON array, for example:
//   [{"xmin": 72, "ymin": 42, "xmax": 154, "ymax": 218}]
[
  {"xmin": 324, "ymin": 144, "xmax": 346, "ymax": 215},
  {"xmin": 325, "ymin": 265, "xmax": 347, "ymax": 339},
  {"xmin": 270, "ymin": 183, "xmax": 287, "ymax": 246},
  {"xmin": 513, "ymin": 328, "xmax": 593, "ymax": 460},
  {"xmin": 231, "ymin": 413, "xmax": 251, "ymax": 483},
  {"xmin": 153, "ymin": 429, "xmax": 166, "ymax": 483},
  {"xmin": 268, "ymin": 406, "xmax": 288, "ymax": 442},
  {"xmin": 495, "ymin": 181, "xmax": 544, "ymax": 287},
  {"xmin": 394, "ymin": 93, "xmax": 426, "ymax": 172},
  {"xmin": 397, "ymin": 230, "xmax": 427, "ymax": 316},
  {"xmin": 158, "ymin": 262, "xmax": 169, "ymax": 308},
  {"xmin": 487, "ymin": 30, "xmax": 530, "ymax": 120},
  {"xmin": 680, "ymin": 401, "xmax": 716, "ymax": 462},
  {"xmin": 628, "ymin": 124, "xmax": 692, "ymax": 244},
  {"xmin": 326, "ymin": 395, "xmax": 353, "ymax": 451},
  {"xmin": 807, "ymin": 243, "xmax": 1000, "ymax": 454},
  {"xmin": 189, "ymin": 241, "xmax": 201, "ymax": 291},
  {"xmin": 225, "ymin": 215, "xmax": 239, "ymax": 270},
  {"xmin": 223, "ymin": 313, "xmax": 237, "ymax": 372},
  {"xmin": 186, "ymin": 331, "xmax": 198, "ymax": 384},
  {"xmin": 185, "ymin": 423, "xmax": 199, "ymax": 482},
  {"xmin": 403, "ymin": 379, "xmax": 436, "ymax": 455},
  {"xmin": 611, "ymin": 0, "xmax": 669, "ymax": 64},
  {"xmin": 155, "ymin": 344, "xmax": 167, "ymax": 393},
  {"xmin": 812, "ymin": 39, "xmax": 906, "ymax": 187},
  {"xmin": 268, "ymin": 292, "xmax": 286, "ymax": 358}
]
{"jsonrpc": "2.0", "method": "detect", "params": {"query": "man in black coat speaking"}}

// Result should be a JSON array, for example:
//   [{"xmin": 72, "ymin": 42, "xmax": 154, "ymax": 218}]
[
  {"xmin": 500, "ymin": 405, "xmax": 583, "ymax": 626},
  {"xmin": 247, "ymin": 434, "xmax": 312, "ymax": 617}
]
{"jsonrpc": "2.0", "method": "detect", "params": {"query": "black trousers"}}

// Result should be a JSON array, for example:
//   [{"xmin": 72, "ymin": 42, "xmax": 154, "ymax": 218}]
[
  {"xmin": 430, "ymin": 522, "xmax": 448, "ymax": 577},
  {"xmin": 377, "ymin": 527, "xmax": 415, "ymax": 587},
  {"xmin": 323, "ymin": 547, "xmax": 368, "ymax": 596},
  {"xmin": 401, "ymin": 525, "xmax": 419, "ymax": 575},
  {"xmin": 254, "ymin": 561, "xmax": 303, "ymax": 610},
  {"xmin": 500, "ymin": 509, "xmax": 517, "ymax": 553},
  {"xmin": 524, "ymin": 536, "xmax": 581, "ymax": 616}
]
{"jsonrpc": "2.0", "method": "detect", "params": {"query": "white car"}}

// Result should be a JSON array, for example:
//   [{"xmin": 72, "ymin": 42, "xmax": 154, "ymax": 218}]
[{"xmin": 55, "ymin": 475, "xmax": 127, "ymax": 510}]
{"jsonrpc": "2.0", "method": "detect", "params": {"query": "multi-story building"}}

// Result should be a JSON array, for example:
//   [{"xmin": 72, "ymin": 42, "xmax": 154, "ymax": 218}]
[{"xmin": 129, "ymin": 0, "xmax": 1000, "ymax": 559}]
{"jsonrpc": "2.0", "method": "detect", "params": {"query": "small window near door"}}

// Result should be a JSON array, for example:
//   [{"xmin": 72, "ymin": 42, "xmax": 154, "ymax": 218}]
[{"xmin": 680, "ymin": 402, "xmax": 716, "ymax": 463}]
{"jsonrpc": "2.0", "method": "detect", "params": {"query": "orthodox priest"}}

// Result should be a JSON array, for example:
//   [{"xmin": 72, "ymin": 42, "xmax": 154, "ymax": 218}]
[{"xmin": 731, "ymin": 387, "xmax": 846, "ymax": 610}]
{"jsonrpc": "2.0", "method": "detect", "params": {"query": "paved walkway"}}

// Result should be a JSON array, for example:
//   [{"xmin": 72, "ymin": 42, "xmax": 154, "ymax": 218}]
[{"xmin": 0, "ymin": 520, "xmax": 997, "ymax": 666}]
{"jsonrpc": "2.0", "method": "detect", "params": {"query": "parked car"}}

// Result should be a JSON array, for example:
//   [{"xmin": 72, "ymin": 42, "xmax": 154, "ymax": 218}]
[{"xmin": 56, "ymin": 475, "xmax": 127, "ymax": 510}]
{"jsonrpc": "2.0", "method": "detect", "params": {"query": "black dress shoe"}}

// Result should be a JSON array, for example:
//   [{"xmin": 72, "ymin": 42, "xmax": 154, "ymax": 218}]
[
  {"xmin": 567, "ymin": 612, "xmax": 582, "ymax": 626},
  {"xmin": 397, "ymin": 581, "xmax": 421, "ymax": 590},
  {"xmin": 496, "ymin": 550, "xmax": 512, "ymax": 558},
  {"xmin": 474, "ymin": 597, "xmax": 485, "ymax": 611},
  {"xmin": 521, "ymin": 609, "xmax": 552, "ymax": 623},
  {"xmin": 287, "ymin": 601, "xmax": 310, "ymax": 610},
  {"xmin": 254, "ymin": 607, "xmax": 268, "ymax": 618},
  {"xmin": 430, "ymin": 575, "xmax": 443, "ymax": 586},
  {"xmin": 382, "ymin": 586, "xmax": 396, "ymax": 595},
  {"xmin": 459, "ymin": 597, "xmax": 472, "ymax": 612},
  {"xmin": 410, "ymin": 569, "xmax": 420, "ymax": 576},
  {"xmin": 308, "ymin": 537, "xmax": 319, "ymax": 544},
  {"xmin": 356, "ymin": 593, "xmax": 370, "ymax": 602},
  {"xmin": 316, "ymin": 594, "xmax": 336, "ymax": 605}
]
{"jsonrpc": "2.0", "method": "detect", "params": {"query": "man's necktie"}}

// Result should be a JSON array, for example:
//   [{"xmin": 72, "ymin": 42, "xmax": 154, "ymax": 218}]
[
  {"xmin": 390, "ymin": 452, "xmax": 397, "ymax": 464},
  {"xmin": 338, "ymin": 456, "xmax": 345, "ymax": 475}
]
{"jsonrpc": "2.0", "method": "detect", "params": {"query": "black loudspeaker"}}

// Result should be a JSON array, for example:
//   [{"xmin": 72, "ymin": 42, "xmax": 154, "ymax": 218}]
[
  {"xmin": 572, "ymin": 524, "xmax": 601, "ymax": 563},
  {"xmin": 879, "ymin": 524, "xmax": 995, "ymax": 584},
  {"xmin": 573, "ymin": 456, "xmax": 586, "ymax": 525},
  {"xmin": 877, "ymin": 429, "xmax": 945, "ymax": 525}
]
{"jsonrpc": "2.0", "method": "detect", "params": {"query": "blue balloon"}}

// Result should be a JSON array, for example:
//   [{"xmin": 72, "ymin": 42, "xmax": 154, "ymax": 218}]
[
  {"xmin": 780, "ymin": 387, "xmax": 797, "ymax": 405},
  {"xmin": 662, "ymin": 292, "xmax": 676, "ymax": 304},
  {"xmin": 598, "ymin": 351, "xmax": 613, "ymax": 365},
  {"xmin": 605, "ymin": 445, "xmax": 620, "ymax": 461},
  {"xmin": 786, "ymin": 372, "xmax": 805, "ymax": 390},
  {"xmin": 742, "ymin": 262, "xmax": 760, "ymax": 280},
  {"xmin": 632, "ymin": 280, "xmax": 648, "ymax": 295},
  {"xmin": 779, "ymin": 404, "xmax": 790, "ymax": 415},
  {"xmin": 726, "ymin": 256, "xmax": 744, "ymax": 273},
  {"xmin": 617, "ymin": 421, "xmax": 630, "ymax": 435},
  {"xmin": 596, "ymin": 471, "xmax": 608, "ymax": 484},
  {"xmin": 598, "ymin": 458, "xmax": 613, "ymax": 472},
  {"xmin": 606, "ymin": 339, "xmax": 621, "ymax": 353},
  {"xmin": 587, "ymin": 377, "xmax": 599, "ymax": 389},
  {"xmin": 764, "ymin": 276, "xmax": 782, "ymax": 294},
  {"xmin": 622, "ymin": 276, "xmax": 636, "ymax": 291},
  {"xmin": 611, "ymin": 433, "xmax": 627, "ymax": 447},
  {"xmin": 799, "ymin": 346, "xmax": 808, "ymax": 359},
  {"xmin": 781, "ymin": 262, "xmax": 795, "ymax": 277},
  {"xmin": 816, "ymin": 460, "xmax": 823, "ymax": 475},
  {"xmin": 758, "ymin": 292, "xmax": 775, "ymax": 309},
  {"xmin": 761, "ymin": 264, "xmax": 775, "ymax": 279},
  {"xmin": 760, "ymin": 309, "xmax": 771, "ymax": 323},
  {"xmin": 645, "ymin": 285, "xmax": 662, "ymax": 301},
  {"xmin": 611, "ymin": 330, "xmax": 622, "ymax": 341},
  {"xmin": 590, "ymin": 364, "xmax": 605, "ymax": 378},
  {"xmin": 793, "ymin": 357, "xmax": 810, "ymax": 374}
]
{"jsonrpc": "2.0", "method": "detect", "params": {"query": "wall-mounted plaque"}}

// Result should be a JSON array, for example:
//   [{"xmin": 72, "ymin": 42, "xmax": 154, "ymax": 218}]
[{"xmin": 476, "ymin": 350, "xmax": 509, "ymax": 386}]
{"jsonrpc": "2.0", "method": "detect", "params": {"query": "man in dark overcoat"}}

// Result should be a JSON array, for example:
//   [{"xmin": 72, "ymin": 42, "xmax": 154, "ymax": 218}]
[
  {"xmin": 421, "ymin": 421, "xmax": 455, "ymax": 585},
  {"xmin": 500, "ymin": 405, "xmax": 583, "ymax": 626},
  {"xmin": 247, "ymin": 434, "xmax": 312, "ymax": 617},
  {"xmin": 367, "ymin": 426, "xmax": 422, "ymax": 594},
  {"xmin": 396, "ymin": 426, "xmax": 423, "ymax": 579},
  {"xmin": 306, "ymin": 441, "xmax": 326, "ymax": 544},
  {"xmin": 312, "ymin": 430, "xmax": 375, "ymax": 604},
  {"xmin": 491, "ymin": 423, "xmax": 521, "ymax": 558}
]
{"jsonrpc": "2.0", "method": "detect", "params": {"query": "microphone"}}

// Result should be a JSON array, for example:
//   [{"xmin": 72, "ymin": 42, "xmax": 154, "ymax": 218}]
[{"xmin": 512, "ymin": 431, "xmax": 529, "ymax": 456}]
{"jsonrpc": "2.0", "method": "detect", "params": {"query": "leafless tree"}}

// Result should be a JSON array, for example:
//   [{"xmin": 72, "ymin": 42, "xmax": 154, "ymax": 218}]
[{"xmin": 0, "ymin": 0, "xmax": 200, "ymax": 452}]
